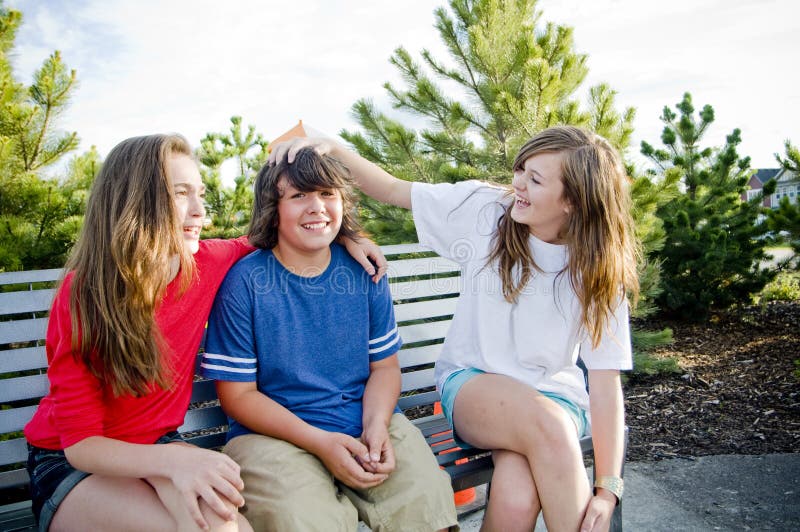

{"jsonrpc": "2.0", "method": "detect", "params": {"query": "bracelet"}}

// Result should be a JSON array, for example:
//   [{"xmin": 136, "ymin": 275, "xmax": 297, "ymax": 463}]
[{"xmin": 594, "ymin": 476, "xmax": 624, "ymax": 505}]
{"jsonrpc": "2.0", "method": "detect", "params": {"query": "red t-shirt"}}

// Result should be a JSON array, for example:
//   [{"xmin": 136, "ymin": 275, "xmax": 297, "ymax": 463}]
[{"xmin": 24, "ymin": 238, "xmax": 253, "ymax": 450}]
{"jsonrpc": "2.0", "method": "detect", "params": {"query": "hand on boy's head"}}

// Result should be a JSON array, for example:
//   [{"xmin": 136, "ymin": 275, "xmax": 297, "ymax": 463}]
[{"xmin": 268, "ymin": 137, "xmax": 336, "ymax": 165}]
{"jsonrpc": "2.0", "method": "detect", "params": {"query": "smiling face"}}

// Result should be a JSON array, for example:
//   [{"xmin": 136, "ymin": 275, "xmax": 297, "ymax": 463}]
[
  {"xmin": 275, "ymin": 176, "xmax": 343, "ymax": 259},
  {"xmin": 510, "ymin": 151, "xmax": 571, "ymax": 243},
  {"xmin": 168, "ymin": 153, "xmax": 206, "ymax": 254}
]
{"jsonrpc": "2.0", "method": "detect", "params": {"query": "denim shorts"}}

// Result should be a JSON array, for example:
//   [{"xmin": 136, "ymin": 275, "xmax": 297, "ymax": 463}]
[
  {"xmin": 27, "ymin": 431, "xmax": 184, "ymax": 531},
  {"xmin": 440, "ymin": 367, "xmax": 589, "ymax": 448}
]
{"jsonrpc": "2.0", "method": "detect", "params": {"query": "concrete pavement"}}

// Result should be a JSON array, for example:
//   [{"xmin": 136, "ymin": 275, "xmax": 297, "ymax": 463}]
[{"xmin": 456, "ymin": 453, "xmax": 799, "ymax": 531}]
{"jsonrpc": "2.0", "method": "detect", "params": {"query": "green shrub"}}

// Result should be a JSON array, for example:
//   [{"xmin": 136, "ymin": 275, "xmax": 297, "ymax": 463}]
[
  {"xmin": 631, "ymin": 327, "xmax": 680, "ymax": 376},
  {"xmin": 633, "ymin": 351, "xmax": 681, "ymax": 376},
  {"xmin": 758, "ymin": 272, "xmax": 800, "ymax": 303}
]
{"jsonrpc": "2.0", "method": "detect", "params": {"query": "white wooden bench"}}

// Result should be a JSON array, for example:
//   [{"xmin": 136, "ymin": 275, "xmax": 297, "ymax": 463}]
[{"xmin": 0, "ymin": 244, "xmax": 623, "ymax": 531}]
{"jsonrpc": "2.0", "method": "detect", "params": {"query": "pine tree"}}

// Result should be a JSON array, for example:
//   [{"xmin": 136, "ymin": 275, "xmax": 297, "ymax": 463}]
[
  {"xmin": 342, "ymin": 0, "xmax": 637, "ymax": 243},
  {"xmin": 342, "ymin": 0, "xmax": 672, "ymax": 362},
  {"xmin": 641, "ymin": 93, "xmax": 776, "ymax": 317},
  {"xmin": 197, "ymin": 116, "xmax": 269, "ymax": 239},
  {"xmin": 768, "ymin": 141, "xmax": 800, "ymax": 267},
  {"xmin": 0, "ymin": 2, "xmax": 82, "ymax": 271}
]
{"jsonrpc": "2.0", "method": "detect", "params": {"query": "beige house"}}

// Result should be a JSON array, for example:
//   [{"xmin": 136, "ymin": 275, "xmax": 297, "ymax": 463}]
[{"xmin": 746, "ymin": 168, "xmax": 799, "ymax": 207}]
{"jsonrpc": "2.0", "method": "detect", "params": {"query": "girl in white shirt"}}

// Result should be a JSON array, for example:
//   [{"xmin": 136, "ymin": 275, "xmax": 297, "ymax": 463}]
[{"xmin": 271, "ymin": 126, "xmax": 639, "ymax": 532}]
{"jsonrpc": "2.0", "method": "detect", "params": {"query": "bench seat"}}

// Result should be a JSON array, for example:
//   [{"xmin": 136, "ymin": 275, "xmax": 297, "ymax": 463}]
[{"xmin": 0, "ymin": 244, "xmax": 623, "ymax": 531}]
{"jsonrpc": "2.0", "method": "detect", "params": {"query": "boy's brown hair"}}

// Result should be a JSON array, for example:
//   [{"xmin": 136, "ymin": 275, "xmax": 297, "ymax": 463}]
[{"xmin": 249, "ymin": 148, "xmax": 363, "ymax": 249}]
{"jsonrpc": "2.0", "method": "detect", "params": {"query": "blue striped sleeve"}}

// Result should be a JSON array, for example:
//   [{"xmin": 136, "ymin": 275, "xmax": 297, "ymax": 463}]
[{"xmin": 200, "ymin": 352, "xmax": 257, "ymax": 378}]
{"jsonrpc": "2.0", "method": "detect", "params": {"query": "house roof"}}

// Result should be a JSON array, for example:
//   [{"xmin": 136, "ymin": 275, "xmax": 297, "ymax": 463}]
[
  {"xmin": 269, "ymin": 120, "xmax": 306, "ymax": 150},
  {"xmin": 753, "ymin": 168, "xmax": 781, "ymax": 184}
]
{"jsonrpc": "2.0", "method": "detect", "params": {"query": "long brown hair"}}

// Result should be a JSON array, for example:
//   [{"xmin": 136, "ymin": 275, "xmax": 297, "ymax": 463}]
[
  {"xmin": 249, "ymin": 147, "xmax": 362, "ymax": 249},
  {"xmin": 487, "ymin": 126, "xmax": 640, "ymax": 347},
  {"xmin": 65, "ymin": 134, "xmax": 196, "ymax": 396}
]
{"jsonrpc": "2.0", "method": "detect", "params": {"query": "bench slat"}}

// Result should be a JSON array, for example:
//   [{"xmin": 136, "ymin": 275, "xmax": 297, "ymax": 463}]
[
  {"xmin": 0, "ymin": 500, "xmax": 35, "ymax": 532},
  {"xmin": 0, "ymin": 405, "xmax": 37, "ymax": 434},
  {"xmin": 0, "ymin": 374, "xmax": 49, "ymax": 403},
  {"xmin": 398, "ymin": 390, "xmax": 439, "ymax": 411},
  {"xmin": 389, "ymin": 276, "xmax": 460, "ymax": 301},
  {"xmin": 179, "ymin": 406, "xmax": 227, "ymax": 433},
  {"xmin": 0, "ymin": 318, "xmax": 48, "ymax": 345},
  {"xmin": 379, "ymin": 243, "xmax": 429, "ymax": 256},
  {"xmin": 0, "ymin": 347, "xmax": 48, "ymax": 374},
  {"xmin": 182, "ymin": 432, "xmax": 227, "ymax": 450},
  {"xmin": 400, "ymin": 368, "xmax": 435, "ymax": 393},
  {"xmin": 394, "ymin": 297, "xmax": 457, "ymax": 323},
  {"xmin": 0, "ymin": 268, "xmax": 62, "ymax": 286},
  {"xmin": 0, "ymin": 468, "xmax": 30, "ymax": 494},
  {"xmin": 189, "ymin": 379, "xmax": 217, "ymax": 404},
  {"xmin": 0, "ymin": 289, "xmax": 55, "ymax": 317},
  {"xmin": 386, "ymin": 257, "xmax": 460, "ymax": 279},
  {"xmin": 412, "ymin": 414, "xmax": 451, "ymax": 437},
  {"xmin": 0, "ymin": 439, "xmax": 28, "ymax": 471},
  {"xmin": 381, "ymin": 243, "xmax": 433, "ymax": 257},
  {"xmin": 397, "ymin": 320, "xmax": 451, "ymax": 345},
  {"xmin": 447, "ymin": 455, "xmax": 495, "ymax": 493},
  {"xmin": 436, "ymin": 447, "xmax": 489, "ymax": 467},
  {"xmin": 398, "ymin": 344, "xmax": 442, "ymax": 369}
]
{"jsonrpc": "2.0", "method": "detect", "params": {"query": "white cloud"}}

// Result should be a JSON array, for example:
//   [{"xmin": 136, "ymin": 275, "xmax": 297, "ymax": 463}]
[
  {"xmin": 537, "ymin": 0, "xmax": 800, "ymax": 168},
  {"xmin": 6, "ymin": 0, "xmax": 799, "ymax": 173}
]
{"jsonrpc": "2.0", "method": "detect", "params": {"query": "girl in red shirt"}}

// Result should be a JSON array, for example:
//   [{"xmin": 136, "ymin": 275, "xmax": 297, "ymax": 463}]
[{"xmin": 24, "ymin": 133, "xmax": 385, "ymax": 531}]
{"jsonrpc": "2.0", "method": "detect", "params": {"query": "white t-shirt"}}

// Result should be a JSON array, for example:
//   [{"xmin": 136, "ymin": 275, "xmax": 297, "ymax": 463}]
[{"xmin": 411, "ymin": 180, "xmax": 632, "ymax": 412}]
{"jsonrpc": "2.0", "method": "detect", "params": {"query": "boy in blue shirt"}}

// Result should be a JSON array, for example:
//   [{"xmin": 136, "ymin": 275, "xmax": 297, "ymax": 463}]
[{"xmin": 201, "ymin": 148, "xmax": 457, "ymax": 531}]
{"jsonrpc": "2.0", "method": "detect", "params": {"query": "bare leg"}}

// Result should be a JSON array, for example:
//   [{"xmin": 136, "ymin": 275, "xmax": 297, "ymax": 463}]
[
  {"xmin": 453, "ymin": 373, "xmax": 591, "ymax": 531},
  {"xmin": 50, "ymin": 475, "xmax": 175, "ymax": 532},
  {"xmin": 481, "ymin": 450, "xmax": 540, "ymax": 532},
  {"xmin": 50, "ymin": 474, "xmax": 251, "ymax": 532}
]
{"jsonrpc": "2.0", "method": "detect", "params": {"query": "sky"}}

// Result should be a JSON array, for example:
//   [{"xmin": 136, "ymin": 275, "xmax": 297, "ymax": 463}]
[{"xmin": 6, "ymin": 0, "xmax": 799, "ymax": 180}]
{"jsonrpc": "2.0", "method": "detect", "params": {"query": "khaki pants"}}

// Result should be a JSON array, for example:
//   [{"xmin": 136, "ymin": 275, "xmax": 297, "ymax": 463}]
[{"xmin": 224, "ymin": 414, "xmax": 458, "ymax": 532}]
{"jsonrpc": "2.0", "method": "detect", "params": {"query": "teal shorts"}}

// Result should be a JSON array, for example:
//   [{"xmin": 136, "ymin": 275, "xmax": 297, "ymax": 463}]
[{"xmin": 440, "ymin": 367, "xmax": 589, "ymax": 448}]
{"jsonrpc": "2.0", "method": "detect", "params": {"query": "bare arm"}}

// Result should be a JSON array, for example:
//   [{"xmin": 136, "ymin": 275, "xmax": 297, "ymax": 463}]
[
  {"xmin": 581, "ymin": 369, "xmax": 625, "ymax": 531},
  {"xmin": 269, "ymin": 137, "xmax": 413, "ymax": 209},
  {"xmin": 360, "ymin": 355, "xmax": 401, "ymax": 473},
  {"xmin": 216, "ymin": 380, "xmax": 388, "ymax": 488},
  {"xmin": 64, "ymin": 435, "xmax": 244, "ymax": 527}
]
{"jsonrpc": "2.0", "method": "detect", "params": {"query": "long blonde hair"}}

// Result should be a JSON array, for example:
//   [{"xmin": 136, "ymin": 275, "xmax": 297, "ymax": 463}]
[
  {"xmin": 65, "ymin": 134, "xmax": 196, "ymax": 396},
  {"xmin": 487, "ymin": 126, "xmax": 640, "ymax": 347}
]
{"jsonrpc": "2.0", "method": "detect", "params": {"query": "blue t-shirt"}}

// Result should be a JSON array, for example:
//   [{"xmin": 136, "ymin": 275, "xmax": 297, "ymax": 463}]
[{"xmin": 201, "ymin": 243, "xmax": 402, "ymax": 439}]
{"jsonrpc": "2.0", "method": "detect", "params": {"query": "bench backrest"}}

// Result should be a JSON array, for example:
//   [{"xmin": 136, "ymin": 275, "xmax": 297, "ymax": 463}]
[{"xmin": 0, "ymin": 244, "xmax": 459, "ymax": 491}]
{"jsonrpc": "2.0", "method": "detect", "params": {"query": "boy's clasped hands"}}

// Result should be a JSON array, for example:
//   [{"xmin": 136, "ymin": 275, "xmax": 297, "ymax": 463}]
[{"xmin": 308, "ymin": 424, "xmax": 395, "ymax": 489}]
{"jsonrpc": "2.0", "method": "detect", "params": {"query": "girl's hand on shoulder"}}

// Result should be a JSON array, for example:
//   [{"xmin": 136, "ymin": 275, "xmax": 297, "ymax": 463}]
[
  {"xmin": 580, "ymin": 491, "xmax": 617, "ymax": 532},
  {"xmin": 360, "ymin": 424, "xmax": 395, "ymax": 475},
  {"xmin": 310, "ymin": 431, "xmax": 388, "ymax": 489},
  {"xmin": 342, "ymin": 235, "xmax": 388, "ymax": 283},
  {"xmin": 268, "ymin": 137, "xmax": 337, "ymax": 165},
  {"xmin": 164, "ymin": 444, "xmax": 245, "ymax": 528}
]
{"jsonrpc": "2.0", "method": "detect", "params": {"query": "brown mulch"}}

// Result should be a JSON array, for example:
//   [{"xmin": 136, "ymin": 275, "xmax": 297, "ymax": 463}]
[{"xmin": 624, "ymin": 300, "xmax": 800, "ymax": 462}]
